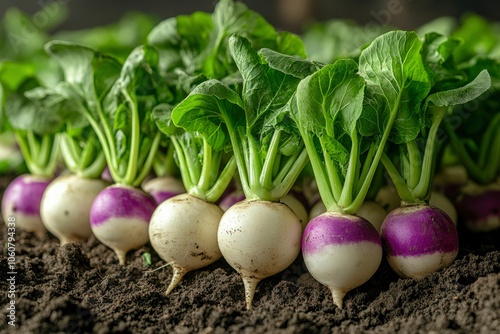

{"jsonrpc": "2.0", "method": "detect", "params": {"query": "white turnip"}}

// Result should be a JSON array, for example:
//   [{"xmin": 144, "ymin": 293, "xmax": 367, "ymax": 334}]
[
  {"xmin": 149, "ymin": 193, "xmax": 223, "ymax": 295},
  {"xmin": 218, "ymin": 200, "xmax": 302, "ymax": 310},
  {"xmin": 40, "ymin": 174, "xmax": 109, "ymax": 245}
]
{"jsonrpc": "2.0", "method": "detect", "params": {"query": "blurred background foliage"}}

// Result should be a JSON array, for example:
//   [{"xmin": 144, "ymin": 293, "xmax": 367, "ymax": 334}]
[{"xmin": 0, "ymin": 0, "xmax": 498, "ymax": 35}]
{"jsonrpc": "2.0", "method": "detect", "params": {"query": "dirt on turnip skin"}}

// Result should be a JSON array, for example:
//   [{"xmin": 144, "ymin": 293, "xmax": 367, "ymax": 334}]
[{"xmin": 0, "ymin": 174, "xmax": 499, "ymax": 334}]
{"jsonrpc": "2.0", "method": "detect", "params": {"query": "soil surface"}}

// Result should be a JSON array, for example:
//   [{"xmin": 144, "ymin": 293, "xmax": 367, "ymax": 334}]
[{"xmin": 0, "ymin": 174, "xmax": 499, "ymax": 334}]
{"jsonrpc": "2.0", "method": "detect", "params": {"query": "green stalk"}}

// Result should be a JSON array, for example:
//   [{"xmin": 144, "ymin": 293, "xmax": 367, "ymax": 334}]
[
  {"xmin": 260, "ymin": 130, "xmax": 281, "ymax": 191},
  {"xmin": 380, "ymin": 153, "xmax": 416, "ymax": 203},
  {"xmin": 170, "ymin": 136, "xmax": 194, "ymax": 191},
  {"xmin": 60, "ymin": 135, "xmax": 79, "ymax": 173},
  {"xmin": 205, "ymin": 156, "xmax": 237, "ymax": 203},
  {"xmin": 79, "ymin": 151, "xmax": 106, "ymax": 179},
  {"xmin": 272, "ymin": 150, "xmax": 300, "ymax": 187},
  {"xmin": 197, "ymin": 137, "xmax": 213, "ymax": 191},
  {"xmin": 482, "ymin": 129, "xmax": 500, "ymax": 183},
  {"xmin": 14, "ymin": 131, "xmax": 38, "ymax": 176},
  {"xmin": 26, "ymin": 131, "xmax": 40, "ymax": 164},
  {"xmin": 95, "ymin": 103, "xmax": 118, "ymax": 173},
  {"xmin": 39, "ymin": 135, "xmax": 54, "ymax": 168},
  {"xmin": 301, "ymin": 134, "xmax": 339, "ymax": 212},
  {"xmin": 413, "ymin": 107, "xmax": 447, "ymax": 199},
  {"xmin": 226, "ymin": 123, "xmax": 251, "ymax": 200},
  {"xmin": 444, "ymin": 120, "xmax": 485, "ymax": 183},
  {"xmin": 320, "ymin": 139, "xmax": 343, "ymax": 203},
  {"xmin": 478, "ymin": 113, "xmax": 500, "ymax": 169},
  {"xmin": 78, "ymin": 140, "xmax": 96, "ymax": 171},
  {"xmin": 132, "ymin": 132, "xmax": 161, "ymax": 187},
  {"xmin": 407, "ymin": 140, "xmax": 422, "ymax": 190},
  {"xmin": 270, "ymin": 148, "xmax": 309, "ymax": 200},
  {"xmin": 338, "ymin": 129, "xmax": 359, "ymax": 208},
  {"xmin": 356, "ymin": 142, "xmax": 376, "ymax": 194},
  {"xmin": 123, "ymin": 93, "xmax": 140, "ymax": 185},
  {"xmin": 345, "ymin": 92, "xmax": 402, "ymax": 214},
  {"xmin": 81, "ymin": 107, "xmax": 115, "ymax": 180},
  {"xmin": 248, "ymin": 133, "xmax": 268, "ymax": 199}
]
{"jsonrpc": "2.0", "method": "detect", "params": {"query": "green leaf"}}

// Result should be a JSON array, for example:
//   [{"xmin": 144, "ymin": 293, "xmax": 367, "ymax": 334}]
[
  {"xmin": 295, "ymin": 60, "xmax": 365, "ymax": 136},
  {"xmin": 229, "ymin": 34, "xmax": 301, "ymax": 132},
  {"xmin": 171, "ymin": 79, "xmax": 243, "ymax": 151},
  {"xmin": 358, "ymin": 30, "xmax": 432, "ymax": 144},
  {"xmin": 425, "ymin": 69, "xmax": 491, "ymax": 109},
  {"xmin": 259, "ymin": 48, "xmax": 323, "ymax": 79},
  {"xmin": 45, "ymin": 41, "xmax": 122, "ymax": 117}
]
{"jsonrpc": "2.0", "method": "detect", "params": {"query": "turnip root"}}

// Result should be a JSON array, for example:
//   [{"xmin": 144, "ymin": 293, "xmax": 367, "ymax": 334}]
[
  {"xmin": 90, "ymin": 184, "xmax": 157, "ymax": 265},
  {"xmin": 40, "ymin": 174, "xmax": 109, "ymax": 245},
  {"xmin": 375, "ymin": 185, "xmax": 401, "ymax": 213},
  {"xmin": 380, "ymin": 204, "xmax": 459, "ymax": 279},
  {"xmin": 218, "ymin": 200, "xmax": 302, "ymax": 310},
  {"xmin": 149, "ymin": 193, "xmax": 223, "ymax": 295},
  {"xmin": 302, "ymin": 212, "xmax": 382, "ymax": 308},
  {"xmin": 2, "ymin": 174, "xmax": 51, "ymax": 234},
  {"xmin": 455, "ymin": 182, "xmax": 500, "ymax": 232}
]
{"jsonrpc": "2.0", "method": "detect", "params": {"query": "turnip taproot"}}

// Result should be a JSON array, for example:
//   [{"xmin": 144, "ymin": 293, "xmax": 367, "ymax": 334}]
[{"xmin": 40, "ymin": 174, "xmax": 109, "ymax": 245}]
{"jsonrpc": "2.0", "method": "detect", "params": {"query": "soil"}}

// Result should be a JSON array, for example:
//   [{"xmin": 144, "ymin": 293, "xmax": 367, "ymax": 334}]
[{"xmin": 0, "ymin": 174, "xmax": 499, "ymax": 334}]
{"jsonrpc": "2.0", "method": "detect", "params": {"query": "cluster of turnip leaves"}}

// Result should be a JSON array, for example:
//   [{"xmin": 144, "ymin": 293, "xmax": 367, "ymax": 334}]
[{"xmin": 0, "ymin": 0, "xmax": 499, "ymax": 310}]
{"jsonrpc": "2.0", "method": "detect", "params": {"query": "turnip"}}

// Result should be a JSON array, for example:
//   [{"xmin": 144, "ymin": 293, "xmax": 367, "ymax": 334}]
[
  {"xmin": 148, "ymin": 116, "xmax": 236, "ymax": 294},
  {"xmin": 170, "ymin": 34, "xmax": 313, "ymax": 308},
  {"xmin": 375, "ymin": 185, "xmax": 401, "ymax": 213},
  {"xmin": 0, "ymin": 62, "xmax": 61, "ymax": 234},
  {"xmin": 90, "ymin": 184, "xmax": 157, "ymax": 265},
  {"xmin": 218, "ymin": 200, "xmax": 302, "ymax": 309},
  {"xmin": 293, "ymin": 59, "xmax": 388, "ymax": 308},
  {"xmin": 1, "ymin": 174, "xmax": 51, "ymax": 234},
  {"xmin": 455, "ymin": 182, "xmax": 500, "ymax": 232},
  {"xmin": 40, "ymin": 174, "xmax": 109, "ymax": 245},
  {"xmin": 380, "ymin": 204, "xmax": 458, "ymax": 278},
  {"xmin": 374, "ymin": 37, "xmax": 490, "ymax": 278},
  {"xmin": 150, "ymin": 193, "xmax": 225, "ymax": 295},
  {"xmin": 302, "ymin": 212, "xmax": 382, "ymax": 308},
  {"xmin": 46, "ymin": 42, "xmax": 168, "ymax": 263}
]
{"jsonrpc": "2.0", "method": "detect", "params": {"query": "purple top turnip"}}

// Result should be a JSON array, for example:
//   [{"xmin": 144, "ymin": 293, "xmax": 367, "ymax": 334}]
[{"xmin": 2, "ymin": 174, "xmax": 51, "ymax": 234}]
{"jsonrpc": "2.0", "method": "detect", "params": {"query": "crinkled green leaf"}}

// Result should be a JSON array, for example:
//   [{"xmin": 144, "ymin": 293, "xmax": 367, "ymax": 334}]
[
  {"xmin": 358, "ymin": 30, "xmax": 431, "ymax": 144},
  {"xmin": 170, "ymin": 79, "xmax": 243, "ymax": 151}
]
